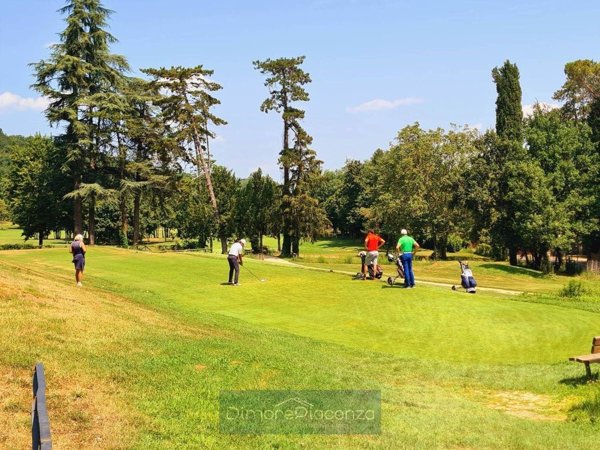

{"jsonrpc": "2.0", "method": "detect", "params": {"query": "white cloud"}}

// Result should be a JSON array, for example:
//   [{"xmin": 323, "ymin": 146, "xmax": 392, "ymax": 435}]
[
  {"xmin": 522, "ymin": 102, "xmax": 560, "ymax": 118},
  {"xmin": 346, "ymin": 97, "xmax": 424, "ymax": 113},
  {"xmin": 0, "ymin": 92, "xmax": 50, "ymax": 112}
]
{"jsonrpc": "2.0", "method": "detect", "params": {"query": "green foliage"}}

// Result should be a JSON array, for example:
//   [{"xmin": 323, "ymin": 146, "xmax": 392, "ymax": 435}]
[
  {"xmin": 553, "ymin": 59, "xmax": 600, "ymax": 119},
  {"xmin": 314, "ymin": 160, "xmax": 368, "ymax": 237},
  {"xmin": 364, "ymin": 123, "xmax": 479, "ymax": 259},
  {"xmin": 254, "ymin": 56, "xmax": 328, "ymax": 256},
  {"xmin": 474, "ymin": 243, "xmax": 493, "ymax": 257},
  {"xmin": 236, "ymin": 169, "xmax": 280, "ymax": 251},
  {"xmin": 492, "ymin": 60, "xmax": 523, "ymax": 142},
  {"xmin": 142, "ymin": 65, "xmax": 227, "ymax": 243},
  {"xmin": 6, "ymin": 135, "xmax": 70, "ymax": 244},
  {"xmin": 446, "ymin": 233, "xmax": 466, "ymax": 253},
  {"xmin": 172, "ymin": 176, "xmax": 216, "ymax": 247},
  {"xmin": 0, "ymin": 243, "xmax": 38, "ymax": 250},
  {"xmin": 31, "ymin": 0, "xmax": 129, "ymax": 234},
  {"xmin": 559, "ymin": 280, "xmax": 588, "ymax": 298}
]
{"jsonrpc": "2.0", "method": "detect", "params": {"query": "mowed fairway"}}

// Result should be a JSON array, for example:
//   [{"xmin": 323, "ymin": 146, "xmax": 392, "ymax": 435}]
[{"xmin": 1, "ymin": 247, "xmax": 599, "ymax": 449}]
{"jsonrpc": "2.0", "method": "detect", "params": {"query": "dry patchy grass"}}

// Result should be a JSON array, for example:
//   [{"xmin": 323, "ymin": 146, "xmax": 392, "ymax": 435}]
[{"xmin": 0, "ymin": 262, "xmax": 222, "ymax": 449}]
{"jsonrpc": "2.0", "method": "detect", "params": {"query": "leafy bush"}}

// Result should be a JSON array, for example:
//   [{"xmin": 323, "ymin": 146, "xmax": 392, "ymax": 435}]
[
  {"xmin": 559, "ymin": 280, "xmax": 588, "ymax": 298},
  {"xmin": 0, "ymin": 243, "xmax": 37, "ymax": 250},
  {"xmin": 446, "ymin": 233, "xmax": 466, "ymax": 253},
  {"xmin": 541, "ymin": 258, "xmax": 554, "ymax": 275},
  {"xmin": 474, "ymin": 243, "xmax": 493, "ymax": 257}
]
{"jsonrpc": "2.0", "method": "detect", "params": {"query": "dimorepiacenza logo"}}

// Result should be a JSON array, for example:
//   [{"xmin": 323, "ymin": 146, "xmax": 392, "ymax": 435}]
[{"xmin": 219, "ymin": 390, "xmax": 381, "ymax": 435}]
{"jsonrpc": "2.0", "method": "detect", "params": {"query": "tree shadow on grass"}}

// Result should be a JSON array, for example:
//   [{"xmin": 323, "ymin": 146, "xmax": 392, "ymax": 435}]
[
  {"xmin": 478, "ymin": 263, "xmax": 548, "ymax": 278},
  {"xmin": 311, "ymin": 238, "xmax": 362, "ymax": 249}
]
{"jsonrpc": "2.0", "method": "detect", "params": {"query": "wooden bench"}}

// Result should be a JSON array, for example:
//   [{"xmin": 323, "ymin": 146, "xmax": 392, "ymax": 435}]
[{"xmin": 569, "ymin": 336, "xmax": 600, "ymax": 378}]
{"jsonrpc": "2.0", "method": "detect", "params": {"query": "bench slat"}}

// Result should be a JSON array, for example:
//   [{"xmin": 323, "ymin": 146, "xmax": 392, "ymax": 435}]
[
  {"xmin": 569, "ymin": 354, "xmax": 600, "ymax": 363},
  {"xmin": 593, "ymin": 336, "xmax": 600, "ymax": 346}
]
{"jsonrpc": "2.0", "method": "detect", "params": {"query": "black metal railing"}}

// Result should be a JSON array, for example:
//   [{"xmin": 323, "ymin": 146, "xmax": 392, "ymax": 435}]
[{"xmin": 32, "ymin": 363, "xmax": 52, "ymax": 450}]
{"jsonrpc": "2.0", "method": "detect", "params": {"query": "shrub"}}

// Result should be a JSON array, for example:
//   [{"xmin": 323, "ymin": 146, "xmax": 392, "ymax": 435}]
[
  {"xmin": 559, "ymin": 280, "xmax": 587, "ymax": 298},
  {"xmin": 446, "ymin": 233, "xmax": 465, "ymax": 253},
  {"xmin": 0, "ymin": 243, "xmax": 37, "ymax": 250},
  {"xmin": 474, "ymin": 243, "xmax": 493, "ymax": 257},
  {"xmin": 541, "ymin": 258, "xmax": 554, "ymax": 275}
]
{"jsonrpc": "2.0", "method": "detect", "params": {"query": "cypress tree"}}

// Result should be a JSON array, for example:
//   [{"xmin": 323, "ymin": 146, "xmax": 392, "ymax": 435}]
[
  {"xmin": 491, "ymin": 60, "xmax": 524, "ymax": 265},
  {"xmin": 492, "ymin": 61, "xmax": 523, "ymax": 143}
]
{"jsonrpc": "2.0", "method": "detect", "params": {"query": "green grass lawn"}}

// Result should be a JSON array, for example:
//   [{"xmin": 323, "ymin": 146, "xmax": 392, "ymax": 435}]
[
  {"xmin": 0, "ymin": 223, "xmax": 28, "ymax": 245},
  {"xmin": 1, "ymin": 246, "xmax": 599, "ymax": 448},
  {"xmin": 0, "ymin": 223, "xmax": 69, "ymax": 247}
]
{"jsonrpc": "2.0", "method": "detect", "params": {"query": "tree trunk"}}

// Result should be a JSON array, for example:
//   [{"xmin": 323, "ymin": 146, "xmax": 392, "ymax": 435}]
[
  {"xmin": 509, "ymin": 247, "xmax": 518, "ymax": 266},
  {"xmin": 38, "ymin": 231, "xmax": 43, "ymax": 247},
  {"xmin": 74, "ymin": 179, "xmax": 83, "ymax": 235},
  {"xmin": 280, "ymin": 116, "xmax": 293, "ymax": 258},
  {"xmin": 437, "ymin": 239, "xmax": 448, "ymax": 260},
  {"xmin": 277, "ymin": 234, "xmax": 281, "ymax": 252},
  {"xmin": 88, "ymin": 193, "xmax": 96, "ymax": 245},
  {"xmin": 191, "ymin": 124, "xmax": 219, "ymax": 222},
  {"xmin": 119, "ymin": 195, "xmax": 128, "ymax": 247},
  {"xmin": 554, "ymin": 249, "xmax": 563, "ymax": 272},
  {"xmin": 259, "ymin": 233, "xmax": 263, "ymax": 258},
  {"xmin": 220, "ymin": 236, "xmax": 228, "ymax": 254},
  {"xmin": 281, "ymin": 233, "xmax": 292, "ymax": 257},
  {"xmin": 133, "ymin": 192, "xmax": 141, "ymax": 246}
]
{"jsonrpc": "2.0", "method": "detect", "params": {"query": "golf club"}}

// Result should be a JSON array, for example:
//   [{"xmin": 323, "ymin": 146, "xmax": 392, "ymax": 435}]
[{"xmin": 241, "ymin": 263, "xmax": 267, "ymax": 282}]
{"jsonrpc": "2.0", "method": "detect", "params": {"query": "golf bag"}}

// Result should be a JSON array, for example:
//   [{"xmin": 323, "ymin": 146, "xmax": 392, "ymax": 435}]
[
  {"xmin": 355, "ymin": 251, "xmax": 383, "ymax": 280},
  {"xmin": 386, "ymin": 253, "xmax": 405, "ymax": 286},
  {"xmin": 452, "ymin": 260, "xmax": 477, "ymax": 293}
]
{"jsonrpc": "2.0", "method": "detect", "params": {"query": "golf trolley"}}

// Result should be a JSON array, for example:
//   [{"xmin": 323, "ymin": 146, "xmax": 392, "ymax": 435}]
[
  {"xmin": 354, "ymin": 251, "xmax": 383, "ymax": 280},
  {"xmin": 452, "ymin": 260, "xmax": 477, "ymax": 293},
  {"xmin": 386, "ymin": 253, "xmax": 405, "ymax": 286}
]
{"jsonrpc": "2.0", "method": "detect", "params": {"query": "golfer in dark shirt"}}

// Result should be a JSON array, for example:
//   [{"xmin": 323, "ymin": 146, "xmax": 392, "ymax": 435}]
[{"xmin": 70, "ymin": 234, "xmax": 86, "ymax": 287}]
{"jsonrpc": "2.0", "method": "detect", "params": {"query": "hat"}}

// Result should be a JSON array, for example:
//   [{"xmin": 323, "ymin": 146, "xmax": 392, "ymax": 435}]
[
  {"xmin": 240, "ymin": 239, "xmax": 246, "ymax": 245},
  {"xmin": 400, "ymin": 229, "xmax": 408, "ymax": 235}
]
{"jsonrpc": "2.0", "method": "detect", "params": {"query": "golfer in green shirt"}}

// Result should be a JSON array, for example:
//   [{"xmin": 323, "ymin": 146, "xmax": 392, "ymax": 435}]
[{"xmin": 396, "ymin": 229, "xmax": 420, "ymax": 288}]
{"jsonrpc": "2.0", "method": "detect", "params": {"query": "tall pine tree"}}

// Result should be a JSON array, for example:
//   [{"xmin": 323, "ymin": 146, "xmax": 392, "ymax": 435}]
[
  {"xmin": 254, "ymin": 56, "xmax": 328, "ymax": 256},
  {"xmin": 32, "ymin": 0, "xmax": 128, "ymax": 239}
]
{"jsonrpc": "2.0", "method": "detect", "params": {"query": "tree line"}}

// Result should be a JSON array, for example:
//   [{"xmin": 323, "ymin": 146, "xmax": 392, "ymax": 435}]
[{"xmin": 0, "ymin": 0, "xmax": 598, "ymax": 271}]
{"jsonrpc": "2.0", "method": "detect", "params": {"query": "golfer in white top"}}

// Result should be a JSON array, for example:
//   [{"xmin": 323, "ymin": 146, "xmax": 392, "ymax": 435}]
[{"xmin": 227, "ymin": 239, "xmax": 245, "ymax": 285}]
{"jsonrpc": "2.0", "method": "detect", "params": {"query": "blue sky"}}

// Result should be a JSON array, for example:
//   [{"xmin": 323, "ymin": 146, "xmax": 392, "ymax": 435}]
[{"xmin": 1, "ymin": 0, "xmax": 599, "ymax": 179}]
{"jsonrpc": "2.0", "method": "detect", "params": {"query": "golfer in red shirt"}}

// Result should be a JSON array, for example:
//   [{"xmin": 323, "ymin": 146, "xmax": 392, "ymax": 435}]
[{"xmin": 364, "ymin": 230, "xmax": 385, "ymax": 276}]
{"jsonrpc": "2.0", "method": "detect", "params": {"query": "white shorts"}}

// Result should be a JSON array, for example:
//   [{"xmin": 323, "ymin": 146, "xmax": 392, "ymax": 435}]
[{"xmin": 365, "ymin": 250, "xmax": 379, "ymax": 266}]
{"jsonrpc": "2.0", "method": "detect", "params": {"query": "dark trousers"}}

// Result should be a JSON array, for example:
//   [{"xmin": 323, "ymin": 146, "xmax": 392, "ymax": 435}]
[
  {"xmin": 401, "ymin": 253, "xmax": 415, "ymax": 287},
  {"xmin": 228, "ymin": 255, "xmax": 240, "ymax": 283}
]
